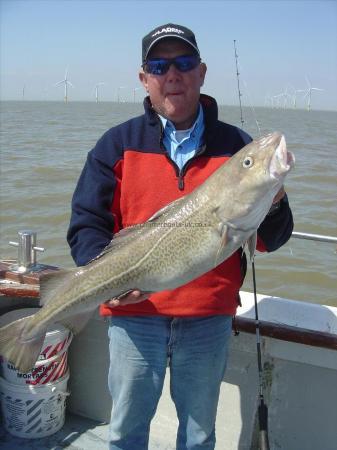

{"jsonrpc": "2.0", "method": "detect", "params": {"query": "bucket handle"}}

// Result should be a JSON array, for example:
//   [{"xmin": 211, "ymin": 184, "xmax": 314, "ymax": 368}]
[{"xmin": 34, "ymin": 334, "xmax": 73, "ymax": 368}]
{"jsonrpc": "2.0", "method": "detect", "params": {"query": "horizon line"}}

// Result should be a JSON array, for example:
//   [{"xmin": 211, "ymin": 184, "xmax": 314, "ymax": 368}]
[{"xmin": 1, "ymin": 99, "xmax": 336, "ymax": 113}]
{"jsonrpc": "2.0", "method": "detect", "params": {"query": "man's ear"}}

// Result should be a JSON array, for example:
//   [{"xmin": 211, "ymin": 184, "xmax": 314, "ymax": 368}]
[
  {"xmin": 139, "ymin": 70, "xmax": 148, "ymax": 92},
  {"xmin": 199, "ymin": 63, "xmax": 207, "ymax": 87}
]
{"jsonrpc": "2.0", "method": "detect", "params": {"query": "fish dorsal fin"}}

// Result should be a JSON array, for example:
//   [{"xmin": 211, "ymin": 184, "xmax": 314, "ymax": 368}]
[
  {"xmin": 88, "ymin": 196, "xmax": 187, "ymax": 264},
  {"xmin": 247, "ymin": 232, "xmax": 257, "ymax": 261},
  {"xmin": 87, "ymin": 225, "xmax": 144, "ymax": 263},
  {"xmin": 147, "ymin": 196, "xmax": 186, "ymax": 222},
  {"xmin": 39, "ymin": 270, "xmax": 74, "ymax": 306}
]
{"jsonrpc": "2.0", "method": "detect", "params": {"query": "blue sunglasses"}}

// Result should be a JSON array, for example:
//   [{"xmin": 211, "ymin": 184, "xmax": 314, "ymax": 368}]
[{"xmin": 143, "ymin": 54, "xmax": 201, "ymax": 75}]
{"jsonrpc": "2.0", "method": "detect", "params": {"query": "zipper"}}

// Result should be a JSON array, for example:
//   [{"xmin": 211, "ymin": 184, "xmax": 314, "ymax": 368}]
[
  {"xmin": 164, "ymin": 156, "xmax": 185, "ymax": 190},
  {"xmin": 178, "ymin": 173, "xmax": 184, "ymax": 190},
  {"xmin": 178, "ymin": 166, "xmax": 188, "ymax": 191},
  {"xmin": 158, "ymin": 118, "xmax": 207, "ymax": 191},
  {"xmin": 159, "ymin": 122, "xmax": 184, "ymax": 189},
  {"xmin": 177, "ymin": 143, "xmax": 207, "ymax": 191},
  {"xmin": 161, "ymin": 154, "xmax": 191, "ymax": 191}
]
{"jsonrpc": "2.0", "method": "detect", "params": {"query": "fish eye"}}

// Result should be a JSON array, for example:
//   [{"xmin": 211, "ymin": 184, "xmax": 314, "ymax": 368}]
[{"xmin": 243, "ymin": 156, "xmax": 254, "ymax": 168}]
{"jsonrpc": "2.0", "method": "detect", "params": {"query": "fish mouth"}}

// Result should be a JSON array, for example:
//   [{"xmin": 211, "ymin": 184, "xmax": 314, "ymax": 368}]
[{"xmin": 269, "ymin": 134, "xmax": 295, "ymax": 179}]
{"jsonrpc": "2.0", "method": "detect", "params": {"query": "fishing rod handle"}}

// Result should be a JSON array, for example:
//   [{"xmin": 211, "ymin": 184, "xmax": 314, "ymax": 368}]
[
  {"xmin": 259, "ymin": 430, "xmax": 270, "ymax": 450},
  {"xmin": 258, "ymin": 401, "xmax": 270, "ymax": 450}
]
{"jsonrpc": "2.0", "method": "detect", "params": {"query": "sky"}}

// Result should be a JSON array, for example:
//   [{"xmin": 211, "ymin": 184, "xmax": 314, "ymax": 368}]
[{"xmin": 1, "ymin": 0, "xmax": 336, "ymax": 110}]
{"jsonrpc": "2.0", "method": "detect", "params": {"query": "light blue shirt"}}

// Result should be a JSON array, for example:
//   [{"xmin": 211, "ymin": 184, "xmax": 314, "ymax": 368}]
[{"xmin": 159, "ymin": 105, "xmax": 205, "ymax": 171}]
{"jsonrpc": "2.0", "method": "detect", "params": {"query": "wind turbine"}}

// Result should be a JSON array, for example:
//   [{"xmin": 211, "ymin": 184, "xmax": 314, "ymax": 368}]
[
  {"xmin": 264, "ymin": 94, "xmax": 276, "ymax": 108},
  {"xmin": 133, "ymin": 87, "xmax": 143, "ymax": 103},
  {"xmin": 285, "ymin": 84, "xmax": 305, "ymax": 109},
  {"xmin": 281, "ymin": 87, "xmax": 290, "ymax": 109},
  {"xmin": 273, "ymin": 93, "xmax": 283, "ymax": 109},
  {"xmin": 291, "ymin": 87, "xmax": 306, "ymax": 109},
  {"xmin": 283, "ymin": 84, "xmax": 299, "ymax": 109},
  {"xmin": 93, "ymin": 82, "xmax": 105, "ymax": 103},
  {"xmin": 55, "ymin": 68, "xmax": 73, "ymax": 103},
  {"xmin": 22, "ymin": 84, "xmax": 26, "ymax": 100},
  {"xmin": 303, "ymin": 76, "xmax": 323, "ymax": 111},
  {"xmin": 117, "ymin": 86, "xmax": 127, "ymax": 103}
]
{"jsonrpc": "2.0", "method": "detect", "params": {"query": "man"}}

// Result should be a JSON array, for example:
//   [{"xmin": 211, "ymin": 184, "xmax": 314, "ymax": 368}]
[{"xmin": 67, "ymin": 23, "xmax": 293, "ymax": 450}]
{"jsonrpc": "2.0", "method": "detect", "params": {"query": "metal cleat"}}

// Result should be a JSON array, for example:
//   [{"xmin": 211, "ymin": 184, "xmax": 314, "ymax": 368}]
[{"xmin": 8, "ymin": 230, "xmax": 45, "ymax": 273}]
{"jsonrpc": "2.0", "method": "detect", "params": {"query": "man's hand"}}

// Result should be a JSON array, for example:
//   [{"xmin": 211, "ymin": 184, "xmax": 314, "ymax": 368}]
[{"xmin": 106, "ymin": 290, "xmax": 150, "ymax": 307}]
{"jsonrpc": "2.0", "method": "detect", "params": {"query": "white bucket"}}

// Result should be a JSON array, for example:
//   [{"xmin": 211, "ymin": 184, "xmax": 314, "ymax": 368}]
[
  {"xmin": 0, "ymin": 308, "xmax": 72, "ymax": 385},
  {"xmin": 0, "ymin": 371, "xmax": 69, "ymax": 439}
]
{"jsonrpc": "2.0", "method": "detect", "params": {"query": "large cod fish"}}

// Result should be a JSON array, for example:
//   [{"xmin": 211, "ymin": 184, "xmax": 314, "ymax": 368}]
[{"xmin": 0, "ymin": 132, "xmax": 294, "ymax": 373}]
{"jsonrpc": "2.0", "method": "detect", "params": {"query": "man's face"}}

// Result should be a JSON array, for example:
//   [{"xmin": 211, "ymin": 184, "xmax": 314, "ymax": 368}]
[{"xmin": 139, "ymin": 39, "xmax": 207, "ymax": 130}]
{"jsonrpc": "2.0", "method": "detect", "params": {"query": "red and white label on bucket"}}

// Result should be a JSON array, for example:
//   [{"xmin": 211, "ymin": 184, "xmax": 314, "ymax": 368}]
[{"xmin": 3, "ymin": 331, "xmax": 72, "ymax": 385}]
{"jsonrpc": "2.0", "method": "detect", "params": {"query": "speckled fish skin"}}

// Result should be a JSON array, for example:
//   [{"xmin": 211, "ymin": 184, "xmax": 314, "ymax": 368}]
[{"xmin": 0, "ymin": 132, "xmax": 294, "ymax": 372}]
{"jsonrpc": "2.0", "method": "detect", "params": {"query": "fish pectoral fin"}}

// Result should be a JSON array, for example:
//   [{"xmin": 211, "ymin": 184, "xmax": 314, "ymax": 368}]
[
  {"xmin": 56, "ymin": 309, "xmax": 96, "ymax": 336},
  {"xmin": 247, "ymin": 232, "xmax": 257, "ymax": 261},
  {"xmin": 214, "ymin": 223, "xmax": 228, "ymax": 267},
  {"xmin": 0, "ymin": 316, "xmax": 46, "ymax": 374},
  {"xmin": 39, "ymin": 269, "xmax": 75, "ymax": 306}
]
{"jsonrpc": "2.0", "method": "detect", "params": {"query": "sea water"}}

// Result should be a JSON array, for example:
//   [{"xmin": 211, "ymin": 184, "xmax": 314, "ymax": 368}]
[{"xmin": 0, "ymin": 101, "xmax": 336, "ymax": 306}]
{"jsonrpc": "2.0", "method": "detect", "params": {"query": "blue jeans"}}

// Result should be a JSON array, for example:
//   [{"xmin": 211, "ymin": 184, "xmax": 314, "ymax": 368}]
[{"xmin": 107, "ymin": 315, "xmax": 232, "ymax": 450}]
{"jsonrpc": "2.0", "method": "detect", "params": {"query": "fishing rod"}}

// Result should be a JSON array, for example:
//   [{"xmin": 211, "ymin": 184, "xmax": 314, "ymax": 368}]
[
  {"xmin": 233, "ymin": 40, "xmax": 244, "ymax": 128},
  {"xmin": 233, "ymin": 40, "xmax": 262, "ymax": 135},
  {"xmin": 251, "ymin": 256, "xmax": 270, "ymax": 450},
  {"xmin": 234, "ymin": 39, "xmax": 270, "ymax": 449}
]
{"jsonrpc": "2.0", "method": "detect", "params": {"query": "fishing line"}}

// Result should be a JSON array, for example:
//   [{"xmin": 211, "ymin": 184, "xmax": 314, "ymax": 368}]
[
  {"xmin": 234, "ymin": 39, "xmax": 270, "ymax": 449},
  {"xmin": 241, "ymin": 78, "xmax": 262, "ymax": 136}
]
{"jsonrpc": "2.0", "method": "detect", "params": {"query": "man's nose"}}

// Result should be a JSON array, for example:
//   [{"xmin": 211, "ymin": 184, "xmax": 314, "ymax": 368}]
[{"xmin": 166, "ymin": 63, "xmax": 182, "ymax": 80}]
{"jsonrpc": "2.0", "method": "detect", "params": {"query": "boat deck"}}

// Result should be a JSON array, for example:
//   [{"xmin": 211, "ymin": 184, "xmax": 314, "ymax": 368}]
[
  {"xmin": 1, "ymin": 291, "xmax": 336, "ymax": 450},
  {"xmin": 0, "ymin": 412, "xmax": 176, "ymax": 449},
  {"xmin": 0, "ymin": 413, "xmax": 109, "ymax": 450}
]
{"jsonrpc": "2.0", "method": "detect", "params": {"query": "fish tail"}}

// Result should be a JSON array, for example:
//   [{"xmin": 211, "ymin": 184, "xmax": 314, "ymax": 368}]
[{"xmin": 0, "ymin": 317, "xmax": 46, "ymax": 374}]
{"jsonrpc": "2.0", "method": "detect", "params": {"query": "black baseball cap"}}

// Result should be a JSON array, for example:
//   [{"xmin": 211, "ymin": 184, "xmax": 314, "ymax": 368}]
[{"xmin": 142, "ymin": 23, "xmax": 200, "ymax": 63}]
